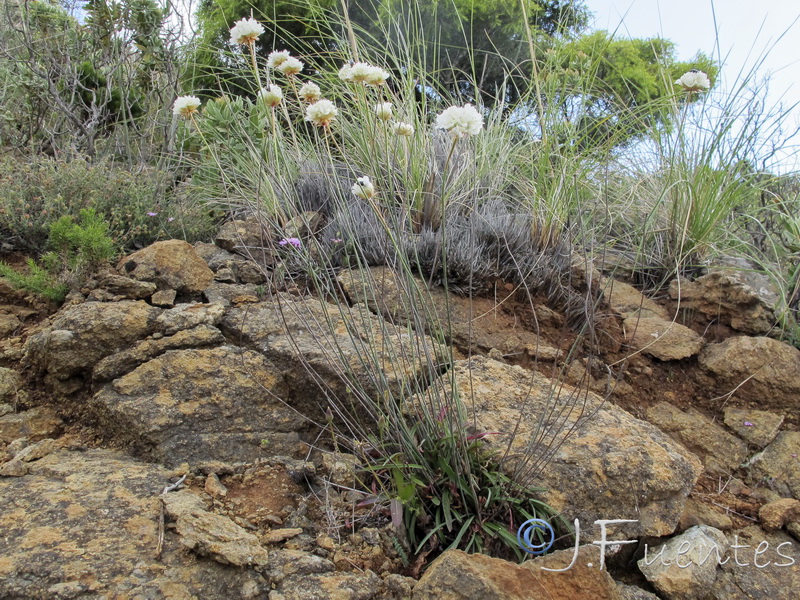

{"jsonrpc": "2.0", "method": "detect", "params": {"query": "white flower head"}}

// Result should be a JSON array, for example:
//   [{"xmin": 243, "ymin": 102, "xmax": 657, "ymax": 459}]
[
  {"xmin": 305, "ymin": 99, "xmax": 338, "ymax": 128},
  {"xmin": 338, "ymin": 64, "xmax": 353, "ymax": 81},
  {"xmin": 374, "ymin": 102, "xmax": 393, "ymax": 121},
  {"xmin": 435, "ymin": 104, "xmax": 484, "ymax": 138},
  {"xmin": 392, "ymin": 121, "xmax": 414, "ymax": 136},
  {"xmin": 347, "ymin": 62, "xmax": 374, "ymax": 83},
  {"xmin": 277, "ymin": 56, "xmax": 304, "ymax": 76},
  {"xmin": 230, "ymin": 17, "xmax": 264, "ymax": 46},
  {"xmin": 173, "ymin": 95, "xmax": 201, "ymax": 117},
  {"xmin": 258, "ymin": 84, "xmax": 283, "ymax": 107},
  {"xmin": 298, "ymin": 81, "xmax": 321, "ymax": 103},
  {"xmin": 675, "ymin": 69, "xmax": 711, "ymax": 92},
  {"xmin": 365, "ymin": 66, "xmax": 390, "ymax": 86},
  {"xmin": 267, "ymin": 50, "xmax": 291, "ymax": 69},
  {"xmin": 352, "ymin": 176, "xmax": 376, "ymax": 199}
]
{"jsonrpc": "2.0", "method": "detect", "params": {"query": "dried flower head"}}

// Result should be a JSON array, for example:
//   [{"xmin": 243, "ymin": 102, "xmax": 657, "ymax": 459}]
[
  {"xmin": 675, "ymin": 69, "xmax": 711, "ymax": 92},
  {"xmin": 374, "ymin": 102, "xmax": 393, "ymax": 121},
  {"xmin": 277, "ymin": 56, "xmax": 304, "ymax": 76},
  {"xmin": 392, "ymin": 121, "xmax": 414, "ymax": 136},
  {"xmin": 305, "ymin": 99, "xmax": 338, "ymax": 128},
  {"xmin": 267, "ymin": 50, "xmax": 291, "ymax": 69},
  {"xmin": 229, "ymin": 17, "xmax": 264, "ymax": 46},
  {"xmin": 258, "ymin": 84, "xmax": 283, "ymax": 107},
  {"xmin": 298, "ymin": 82, "xmax": 322, "ymax": 103},
  {"xmin": 173, "ymin": 95, "xmax": 201, "ymax": 117},
  {"xmin": 435, "ymin": 104, "xmax": 484, "ymax": 138},
  {"xmin": 352, "ymin": 176, "xmax": 376, "ymax": 200}
]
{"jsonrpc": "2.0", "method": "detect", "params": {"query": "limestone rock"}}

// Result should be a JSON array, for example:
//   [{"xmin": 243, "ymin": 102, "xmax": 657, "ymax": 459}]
[
  {"xmin": 0, "ymin": 406, "xmax": 62, "ymax": 444},
  {"xmin": 699, "ymin": 336, "xmax": 800, "ymax": 410},
  {"xmin": 163, "ymin": 489, "xmax": 269, "ymax": 567},
  {"xmin": 413, "ymin": 547, "xmax": 622, "ymax": 599},
  {"xmin": 723, "ymin": 408, "xmax": 784, "ymax": 448},
  {"xmin": 747, "ymin": 432, "xmax": 800, "ymax": 500},
  {"xmin": 337, "ymin": 267, "xmax": 561, "ymax": 359},
  {"xmin": 645, "ymin": 402, "xmax": 748, "ymax": 475},
  {"xmin": 0, "ymin": 367, "xmax": 21, "ymax": 402},
  {"xmin": 221, "ymin": 295, "xmax": 445, "ymax": 421},
  {"xmin": 23, "ymin": 300, "xmax": 160, "ymax": 380},
  {"xmin": 669, "ymin": 262, "xmax": 780, "ymax": 335},
  {"xmin": 759, "ymin": 498, "xmax": 800, "ymax": 531},
  {"xmin": 638, "ymin": 525, "xmax": 729, "ymax": 600},
  {"xmin": 0, "ymin": 449, "xmax": 269, "ymax": 598},
  {"xmin": 711, "ymin": 525, "xmax": 800, "ymax": 599},
  {"xmin": 117, "ymin": 240, "xmax": 214, "ymax": 294},
  {"xmin": 604, "ymin": 279, "xmax": 669, "ymax": 320},
  {"xmin": 90, "ymin": 346, "xmax": 306, "ymax": 467},
  {"xmin": 623, "ymin": 316, "xmax": 704, "ymax": 361},
  {"xmin": 413, "ymin": 357, "xmax": 701, "ymax": 538},
  {"xmin": 96, "ymin": 272, "xmax": 157, "ymax": 299},
  {"xmin": 92, "ymin": 324, "xmax": 224, "ymax": 382}
]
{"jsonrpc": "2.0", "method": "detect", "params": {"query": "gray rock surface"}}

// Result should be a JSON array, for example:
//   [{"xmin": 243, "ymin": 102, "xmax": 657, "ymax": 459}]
[{"xmin": 747, "ymin": 431, "xmax": 800, "ymax": 500}]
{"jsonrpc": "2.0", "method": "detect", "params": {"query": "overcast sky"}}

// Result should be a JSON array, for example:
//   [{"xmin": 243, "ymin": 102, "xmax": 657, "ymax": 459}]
[{"xmin": 584, "ymin": 0, "xmax": 800, "ymax": 171}]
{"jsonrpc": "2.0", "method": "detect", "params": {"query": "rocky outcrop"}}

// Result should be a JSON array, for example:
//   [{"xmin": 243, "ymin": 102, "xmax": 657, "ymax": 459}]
[
  {"xmin": 698, "ymin": 336, "xmax": 800, "ymax": 410},
  {"xmin": 0, "ymin": 449, "xmax": 270, "ymax": 599},
  {"xmin": 411, "ymin": 356, "xmax": 702, "ymax": 538},
  {"xmin": 90, "ymin": 346, "xmax": 306, "ymax": 467},
  {"xmin": 747, "ymin": 432, "xmax": 800, "ymax": 500},
  {"xmin": 117, "ymin": 239, "xmax": 214, "ymax": 294},
  {"xmin": 414, "ymin": 547, "xmax": 622, "ymax": 599},
  {"xmin": 23, "ymin": 300, "xmax": 161, "ymax": 381},
  {"xmin": 222, "ymin": 295, "xmax": 446, "ymax": 420},
  {"xmin": 669, "ymin": 259, "xmax": 781, "ymax": 335}
]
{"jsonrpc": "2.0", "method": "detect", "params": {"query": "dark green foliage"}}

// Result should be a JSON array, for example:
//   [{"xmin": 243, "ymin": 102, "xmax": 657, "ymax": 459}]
[
  {"xmin": 0, "ymin": 259, "xmax": 68, "ymax": 303},
  {"xmin": 46, "ymin": 208, "xmax": 116, "ymax": 270}
]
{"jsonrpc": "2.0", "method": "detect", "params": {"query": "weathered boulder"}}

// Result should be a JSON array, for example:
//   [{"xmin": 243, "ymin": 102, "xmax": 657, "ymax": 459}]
[
  {"xmin": 221, "ymin": 295, "xmax": 446, "ymax": 421},
  {"xmin": 669, "ymin": 260, "xmax": 781, "ymax": 335},
  {"xmin": 90, "ymin": 346, "xmax": 307, "ymax": 467},
  {"xmin": 623, "ymin": 316, "xmax": 704, "ymax": 361},
  {"xmin": 155, "ymin": 302, "xmax": 225, "ymax": 335},
  {"xmin": 413, "ymin": 547, "xmax": 622, "ymax": 599},
  {"xmin": 0, "ymin": 406, "xmax": 62, "ymax": 444},
  {"xmin": 95, "ymin": 271, "xmax": 157, "ymax": 299},
  {"xmin": 710, "ymin": 525, "xmax": 800, "ymax": 599},
  {"xmin": 23, "ymin": 300, "xmax": 160, "ymax": 381},
  {"xmin": 604, "ymin": 279, "xmax": 669, "ymax": 320},
  {"xmin": 759, "ymin": 498, "xmax": 800, "ymax": 531},
  {"xmin": 0, "ymin": 366, "xmax": 21, "ymax": 402},
  {"xmin": 215, "ymin": 216, "xmax": 268, "ymax": 253},
  {"xmin": 747, "ymin": 432, "xmax": 800, "ymax": 500},
  {"xmin": 698, "ymin": 336, "xmax": 800, "ymax": 410},
  {"xmin": 645, "ymin": 402, "xmax": 748, "ymax": 475},
  {"xmin": 723, "ymin": 408, "xmax": 784, "ymax": 448},
  {"xmin": 337, "ymin": 267, "xmax": 563, "ymax": 360},
  {"xmin": 412, "ymin": 357, "xmax": 701, "ymax": 538},
  {"xmin": 637, "ymin": 525, "xmax": 729, "ymax": 600},
  {"xmin": 0, "ymin": 449, "xmax": 269, "ymax": 598},
  {"xmin": 203, "ymin": 282, "xmax": 261, "ymax": 306},
  {"xmin": 117, "ymin": 239, "xmax": 214, "ymax": 294}
]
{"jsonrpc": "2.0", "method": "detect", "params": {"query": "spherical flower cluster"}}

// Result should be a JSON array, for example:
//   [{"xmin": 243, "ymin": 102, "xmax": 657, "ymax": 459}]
[
  {"xmin": 305, "ymin": 99, "xmax": 338, "ymax": 128},
  {"xmin": 435, "ymin": 104, "xmax": 484, "ymax": 138},
  {"xmin": 392, "ymin": 122, "xmax": 414, "ymax": 136},
  {"xmin": 298, "ymin": 82, "xmax": 321, "ymax": 103},
  {"xmin": 173, "ymin": 95, "xmax": 201, "ymax": 117},
  {"xmin": 374, "ymin": 102, "xmax": 393, "ymax": 121},
  {"xmin": 258, "ymin": 84, "xmax": 283, "ymax": 107},
  {"xmin": 339, "ymin": 62, "xmax": 390, "ymax": 86},
  {"xmin": 229, "ymin": 17, "xmax": 264, "ymax": 46},
  {"xmin": 277, "ymin": 56, "xmax": 303, "ymax": 76},
  {"xmin": 351, "ymin": 176, "xmax": 376, "ymax": 200},
  {"xmin": 267, "ymin": 50, "xmax": 291, "ymax": 69},
  {"xmin": 675, "ymin": 69, "xmax": 711, "ymax": 92}
]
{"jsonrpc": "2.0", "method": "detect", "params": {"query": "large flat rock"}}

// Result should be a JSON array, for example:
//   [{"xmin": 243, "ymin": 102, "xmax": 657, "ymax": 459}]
[
  {"xmin": 0, "ymin": 449, "xmax": 268, "ymax": 598},
  {"xmin": 413, "ymin": 357, "xmax": 702, "ymax": 538},
  {"xmin": 91, "ymin": 346, "xmax": 306, "ymax": 467}
]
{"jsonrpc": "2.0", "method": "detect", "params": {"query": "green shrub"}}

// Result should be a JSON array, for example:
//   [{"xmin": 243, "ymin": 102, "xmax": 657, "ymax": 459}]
[{"xmin": 0, "ymin": 259, "xmax": 68, "ymax": 304}]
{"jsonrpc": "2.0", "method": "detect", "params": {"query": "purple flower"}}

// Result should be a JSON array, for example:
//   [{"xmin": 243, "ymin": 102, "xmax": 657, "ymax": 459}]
[
  {"xmin": 278, "ymin": 237, "xmax": 301, "ymax": 249},
  {"xmin": 330, "ymin": 238, "xmax": 343, "ymax": 243},
  {"xmin": 147, "ymin": 211, "xmax": 158, "ymax": 217},
  {"xmin": 743, "ymin": 421, "xmax": 754, "ymax": 427},
  {"xmin": 167, "ymin": 217, "xmax": 174, "ymax": 222}
]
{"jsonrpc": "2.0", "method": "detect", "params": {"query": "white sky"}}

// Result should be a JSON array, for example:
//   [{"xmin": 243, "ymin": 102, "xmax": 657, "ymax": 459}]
[{"xmin": 585, "ymin": 0, "xmax": 800, "ymax": 171}]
